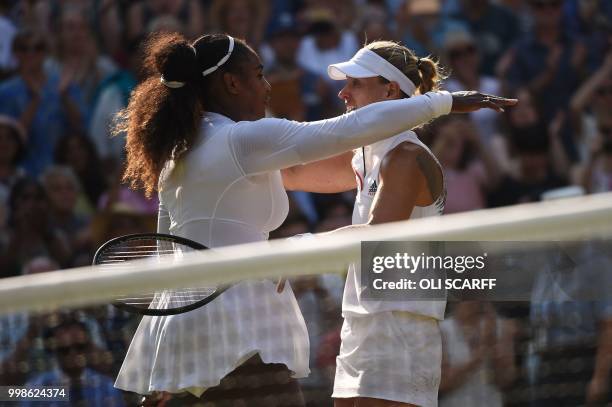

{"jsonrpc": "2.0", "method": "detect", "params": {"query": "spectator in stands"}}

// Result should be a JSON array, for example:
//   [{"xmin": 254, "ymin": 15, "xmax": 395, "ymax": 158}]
[
  {"xmin": 126, "ymin": 0, "xmax": 205, "ymax": 42},
  {"xmin": 0, "ymin": 115, "xmax": 26, "ymax": 205},
  {"xmin": 91, "ymin": 192, "xmax": 156, "ymax": 249},
  {"xmin": 439, "ymin": 301, "xmax": 517, "ymax": 407},
  {"xmin": 490, "ymin": 89, "xmax": 570, "ymax": 180},
  {"xmin": 208, "ymin": 0, "xmax": 268, "ymax": 49},
  {"xmin": 564, "ymin": 0, "xmax": 612, "ymax": 72},
  {"xmin": 575, "ymin": 123, "xmax": 612, "ymax": 194},
  {"xmin": 503, "ymin": 0, "xmax": 584, "ymax": 162},
  {"xmin": 54, "ymin": 133, "xmax": 107, "ymax": 213},
  {"xmin": 40, "ymin": 166, "xmax": 92, "ymax": 266},
  {"xmin": 569, "ymin": 51, "xmax": 612, "ymax": 160},
  {"xmin": 443, "ymin": 29, "xmax": 502, "ymax": 143},
  {"xmin": 355, "ymin": 4, "xmax": 393, "ymax": 45},
  {"xmin": 530, "ymin": 241, "xmax": 612, "ymax": 405},
  {"xmin": 0, "ymin": 28, "xmax": 86, "ymax": 177},
  {"xmin": 297, "ymin": 8, "xmax": 358, "ymax": 102},
  {"xmin": 488, "ymin": 121, "xmax": 568, "ymax": 207},
  {"xmin": 0, "ymin": 178, "xmax": 71, "ymax": 277},
  {"xmin": 450, "ymin": 0, "xmax": 519, "ymax": 76},
  {"xmin": 432, "ymin": 116, "xmax": 501, "ymax": 213},
  {"xmin": 22, "ymin": 318, "xmax": 125, "ymax": 407},
  {"xmin": 0, "ymin": 257, "xmax": 60, "ymax": 386},
  {"xmin": 89, "ymin": 37, "xmax": 141, "ymax": 176},
  {"xmin": 396, "ymin": 0, "xmax": 465, "ymax": 58},
  {"xmin": 0, "ymin": 0, "xmax": 17, "ymax": 79},
  {"xmin": 45, "ymin": 4, "xmax": 117, "ymax": 116},
  {"xmin": 265, "ymin": 14, "xmax": 330, "ymax": 122}
]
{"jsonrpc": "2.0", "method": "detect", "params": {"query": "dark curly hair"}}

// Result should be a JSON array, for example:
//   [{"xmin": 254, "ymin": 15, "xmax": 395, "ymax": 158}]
[{"xmin": 115, "ymin": 32, "xmax": 254, "ymax": 197}]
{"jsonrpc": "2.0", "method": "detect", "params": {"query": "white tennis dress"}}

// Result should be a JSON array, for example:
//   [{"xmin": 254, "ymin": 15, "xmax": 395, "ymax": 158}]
[
  {"xmin": 115, "ymin": 92, "xmax": 452, "ymax": 396},
  {"xmin": 333, "ymin": 131, "xmax": 446, "ymax": 406}
]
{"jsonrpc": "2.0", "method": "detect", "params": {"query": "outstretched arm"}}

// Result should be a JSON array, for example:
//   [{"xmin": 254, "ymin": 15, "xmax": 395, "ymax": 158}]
[{"xmin": 232, "ymin": 92, "xmax": 516, "ymax": 176}]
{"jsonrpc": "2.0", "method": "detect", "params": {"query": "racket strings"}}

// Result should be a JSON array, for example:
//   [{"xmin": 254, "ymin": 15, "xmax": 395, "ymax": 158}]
[{"xmin": 97, "ymin": 239, "xmax": 216, "ymax": 311}]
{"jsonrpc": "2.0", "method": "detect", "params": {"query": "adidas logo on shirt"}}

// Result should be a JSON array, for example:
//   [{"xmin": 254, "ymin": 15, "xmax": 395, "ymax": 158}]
[{"xmin": 368, "ymin": 180, "xmax": 378, "ymax": 196}]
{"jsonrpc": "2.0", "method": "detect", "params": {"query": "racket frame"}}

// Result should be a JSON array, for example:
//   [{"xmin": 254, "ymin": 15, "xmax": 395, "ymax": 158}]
[{"xmin": 93, "ymin": 233, "xmax": 228, "ymax": 316}]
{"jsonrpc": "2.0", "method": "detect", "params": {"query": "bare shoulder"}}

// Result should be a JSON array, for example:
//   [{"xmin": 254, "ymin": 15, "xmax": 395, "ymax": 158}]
[
  {"xmin": 380, "ymin": 141, "xmax": 430, "ymax": 173},
  {"xmin": 380, "ymin": 141, "xmax": 443, "ymax": 204}
]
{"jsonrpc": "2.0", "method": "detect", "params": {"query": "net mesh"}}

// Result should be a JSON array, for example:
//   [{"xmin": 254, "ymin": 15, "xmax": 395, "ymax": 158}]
[{"xmin": 0, "ymin": 194, "xmax": 611, "ymax": 406}]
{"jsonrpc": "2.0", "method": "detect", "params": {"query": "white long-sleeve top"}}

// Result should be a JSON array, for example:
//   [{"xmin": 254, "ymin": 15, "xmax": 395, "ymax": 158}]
[{"xmin": 115, "ymin": 92, "xmax": 453, "ymax": 396}]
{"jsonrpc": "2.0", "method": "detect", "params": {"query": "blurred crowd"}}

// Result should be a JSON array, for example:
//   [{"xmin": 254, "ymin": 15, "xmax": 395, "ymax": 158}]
[{"xmin": 0, "ymin": 0, "xmax": 611, "ymax": 406}]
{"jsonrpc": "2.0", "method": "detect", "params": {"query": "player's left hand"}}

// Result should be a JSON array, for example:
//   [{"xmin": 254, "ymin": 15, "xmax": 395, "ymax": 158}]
[{"xmin": 451, "ymin": 91, "xmax": 518, "ymax": 113}]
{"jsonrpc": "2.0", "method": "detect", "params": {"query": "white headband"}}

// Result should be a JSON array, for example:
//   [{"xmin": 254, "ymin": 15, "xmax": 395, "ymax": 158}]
[
  {"xmin": 328, "ymin": 48, "xmax": 417, "ymax": 96},
  {"xmin": 202, "ymin": 36, "xmax": 235, "ymax": 77}
]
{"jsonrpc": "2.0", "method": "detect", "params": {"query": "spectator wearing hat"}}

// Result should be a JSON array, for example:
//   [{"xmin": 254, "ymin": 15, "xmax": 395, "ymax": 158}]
[
  {"xmin": 296, "ymin": 7, "xmax": 359, "ymax": 104},
  {"xmin": 265, "ymin": 13, "xmax": 331, "ymax": 122},
  {"xmin": 0, "ymin": 28, "xmax": 86, "ymax": 178},
  {"xmin": 396, "ymin": 0, "xmax": 467, "ymax": 59}
]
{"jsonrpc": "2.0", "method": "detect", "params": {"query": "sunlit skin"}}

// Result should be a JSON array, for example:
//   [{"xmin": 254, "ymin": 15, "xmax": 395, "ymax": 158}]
[
  {"xmin": 209, "ymin": 53, "xmax": 271, "ymax": 122},
  {"xmin": 339, "ymin": 76, "xmax": 400, "ymax": 113},
  {"xmin": 334, "ymin": 79, "xmax": 429, "ymax": 407}
]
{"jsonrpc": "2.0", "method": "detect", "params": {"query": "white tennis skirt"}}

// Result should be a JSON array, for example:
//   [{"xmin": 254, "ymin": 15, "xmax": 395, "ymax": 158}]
[
  {"xmin": 114, "ymin": 281, "xmax": 310, "ymax": 396},
  {"xmin": 333, "ymin": 311, "xmax": 442, "ymax": 407}
]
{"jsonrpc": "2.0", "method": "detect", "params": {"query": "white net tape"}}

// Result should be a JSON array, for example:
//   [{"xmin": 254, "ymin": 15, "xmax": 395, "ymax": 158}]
[{"xmin": 1, "ymin": 192, "xmax": 612, "ymax": 315}]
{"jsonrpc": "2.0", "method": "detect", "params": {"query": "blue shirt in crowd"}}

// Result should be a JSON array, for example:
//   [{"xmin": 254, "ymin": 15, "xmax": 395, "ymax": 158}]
[{"xmin": 0, "ymin": 73, "xmax": 87, "ymax": 177}]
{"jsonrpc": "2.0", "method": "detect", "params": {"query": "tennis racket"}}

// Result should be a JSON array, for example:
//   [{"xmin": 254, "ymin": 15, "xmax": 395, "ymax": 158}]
[{"xmin": 93, "ymin": 233, "xmax": 229, "ymax": 316}]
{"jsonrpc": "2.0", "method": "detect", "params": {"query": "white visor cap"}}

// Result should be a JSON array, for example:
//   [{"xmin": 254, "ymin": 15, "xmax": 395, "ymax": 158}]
[{"xmin": 328, "ymin": 48, "xmax": 417, "ymax": 96}]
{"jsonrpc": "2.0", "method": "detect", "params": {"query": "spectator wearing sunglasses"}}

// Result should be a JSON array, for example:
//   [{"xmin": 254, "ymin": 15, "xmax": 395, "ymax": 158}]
[
  {"xmin": 0, "ymin": 28, "xmax": 87, "ymax": 178},
  {"xmin": 21, "ymin": 318, "xmax": 125, "ymax": 407},
  {"xmin": 444, "ymin": 30, "xmax": 502, "ymax": 144}
]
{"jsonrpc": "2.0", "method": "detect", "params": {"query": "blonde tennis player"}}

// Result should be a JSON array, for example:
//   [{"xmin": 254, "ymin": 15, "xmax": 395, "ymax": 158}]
[{"xmin": 284, "ymin": 41, "xmax": 513, "ymax": 407}]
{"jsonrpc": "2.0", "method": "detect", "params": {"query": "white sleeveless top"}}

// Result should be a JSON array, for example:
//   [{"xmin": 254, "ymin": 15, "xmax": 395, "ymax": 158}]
[
  {"xmin": 342, "ymin": 131, "xmax": 447, "ymax": 320},
  {"xmin": 116, "ymin": 93, "xmax": 453, "ymax": 395}
]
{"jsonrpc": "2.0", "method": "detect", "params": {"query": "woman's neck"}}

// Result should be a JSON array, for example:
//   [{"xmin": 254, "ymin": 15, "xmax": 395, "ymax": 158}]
[{"xmin": 205, "ymin": 104, "xmax": 252, "ymax": 122}]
